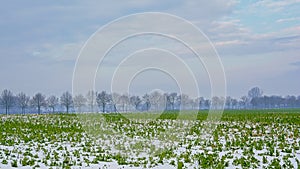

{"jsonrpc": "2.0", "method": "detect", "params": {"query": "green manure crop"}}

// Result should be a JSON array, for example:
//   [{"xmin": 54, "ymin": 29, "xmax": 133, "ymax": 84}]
[{"xmin": 1, "ymin": 109, "xmax": 300, "ymax": 168}]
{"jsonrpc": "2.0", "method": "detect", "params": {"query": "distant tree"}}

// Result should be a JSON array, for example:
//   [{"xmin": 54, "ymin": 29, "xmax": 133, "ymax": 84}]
[
  {"xmin": 180, "ymin": 94, "xmax": 190, "ymax": 110},
  {"xmin": 31, "ymin": 93, "xmax": 46, "ymax": 114},
  {"xmin": 0, "ymin": 89, "xmax": 14, "ymax": 115},
  {"xmin": 149, "ymin": 91, "xmax": 164, "ymax": 111},
  {"xmin": 110, "ymin": 92, "xmax": 121, "ymax": 112},
  {"xmin": 60, "ymin": 91, "xmax": 73, "ymax": 113},
  {"xmin": 250, "ymin": 97, "xmax": 261, "ymax": 109},
  {"xmin": 225, "ymin": 96, "xmax": 233, "ymax": 109},
  {"xmin": 220, "ymin": 96, "xmax": 226, "ymax": 108},
  {"xmin": 1, "ymin": 88, "xmax": 299, "ymax": 114},
  {"xmin": 190, "ymin": 98, "xmax": 198, "ymax": 110},
  {"xmin": 96, "ymin": 91, "xmax": 110, "ymax": 113},
  {"xmin": 196, "ymin": 97, "xmax": 205, "ymax": 110},
  {"xmin": 164, "ymin": 93, "xmax": 170, "ymax": 110},
  {"xmin": 248, "ymin": 87, "xmax": 263, "ymax": 99},
  {"xmin": 286, "ymin": 95, "xmax": 297, "ymax": 108},
  {"xmin": 264, "ymin": 96, "xmax": 270, "ymax": 108},
  {"xmin": 47, "ymin": 95, "xmax": 59, "ymax": 113},
  {"xmin": 247, "ymin": 87, "xmax": 263, "ymax": 108},
  {"xmin": 86, "ymin": 90, "xmax": 96, "ymax": 112},
  {"xmin": 165, "ymin": 93, "xmax": 177, "ymax": 110},
  {"xmin": 240, "ymin": 96, "xmax": 250, "ymax": 109},
  {"xmin": 130, "ymin": 95, "xmax": 141, "ymax": 111},
  {"xmin": 273, "ymin": 95, "xmax": 283, "ymax": 108},
  {"xmin": 119, "ymin": 94, "xmax": 130, "ymax": 112},
  {"xmin": 192, "ymin": 98, "xmax": 198, "ymax": 110},
  {"xmin": 211, "ymin": 96, "xmax": 221, "ymax": 109},
  {"xmin": 17, "ymin": 92, "xmax": 30, "ymax": 114},
  {"xmin": 231, "ymin": 98, "xmax": 238, "ymax": 109},
  {"xmin": 142, "ymin": 94, "xmax": 151, "ymax": 111},
  {"xmin": 204, "ymin": 99, "xmax": 211, "ymax": 109},
  {"xmin": 73, "ymin": 94, "xmax": 87, "ymax": 112}
]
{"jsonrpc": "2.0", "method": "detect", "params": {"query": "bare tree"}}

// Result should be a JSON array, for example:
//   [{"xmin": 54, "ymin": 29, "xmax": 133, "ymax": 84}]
[
  {"xmin": 204, "ymin": 99, "xmax": 211, "ymax": 109},
  {"xmin": 248, "ymin": 87, "xmax": 263, "ymax": 99},
  {"xmin": 2, "ymin": 88, "xmax": 300, "ymax": 115},
  {"xmin": 219, "ymin": 96, "xmax": 226, "ymax": 109},
  {"xmin": 189, "ymin": 98, "xmax": 197, "ymax": 110},
  {"xmin": 61, "ymin": 91, "xmax": 73, "ymax": 113},
  {"xmin": 119, "ymin": 94, "xmax": 130, "ymax": 112},
  {"xmin": 165, "ymin": 93, "xmax": 177, "ymax": 110},
  {"xmin": 211, "ymin": 96, "xmax": 220, "ymax": 109},
  {"xmin": 192, "ymin": 97, "xmax": 201, "ymax": 109},
  {"xmin": 0, "ymin": 89, "xmax": 14, "ymax": 115},
  {"xmin": 31, "ymin": 93, "xmax": 46, "ymax": 114},
  {"xmin": 110, "ymin": 93, "xmax": 120, "ymax": 112},
  {"xmin": 196, "ymin": 97, "xmax": 205, "ymax": 110},
  {"xmin": 130, "ymin": 95, "xmax": 141, "ymax": 111},
  {"xmin": 142, "ymin": 94, "xmax": 151, "ymax": 111},
  {"xmin": 226, "ymin": 96, "xmax": 233, "ymax": 109},
  {"xmin": 180, "ymin": 94, "xmax": 190, "ymax": 110},
  {"xmin": 194, "ymin": 97, "xmax": 200, "ymax": 110},
  {"xmin": 17, "ymin": 92, "xmax": 30, "ymax": 114},
  {"xmin": 240, "ymin": 96, "xmax": 250, "ymax": 109},
  {"xmin": 96, "ymin": 91, "xmax": 110, "ymax": 113},
  {"xmin": 86, "ymin": 90, "xmax": 96, "ymax": 112},
  {"xmin": 47, "ymin": 95, "xmax": 59, "ymax": 113},
  {"xmin": 150, "ymin": 91, "xmax": 163, "ymax": 111},
  {"xmin": 73, "ymin": 94, "xmax": 87, "ymax": 112},
  {"xmin": 231, "ymin": 98, "xmax": 238, "ymax": 109}
]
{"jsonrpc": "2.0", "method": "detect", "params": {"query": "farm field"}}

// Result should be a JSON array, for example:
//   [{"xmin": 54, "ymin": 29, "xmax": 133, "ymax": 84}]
[{"xmin": 1, "ymin": 109, "xmax": 300, "ymax": 169}]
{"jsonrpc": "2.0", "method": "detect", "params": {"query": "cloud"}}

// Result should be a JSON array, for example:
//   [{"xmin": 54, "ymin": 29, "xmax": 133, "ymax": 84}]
[
  {"xmin": 1, "ymin": 0, "xmax": 300, "ymax": 96},
  {"xmin": 290, "ymin": 61, "xmax": 300, "ymax": 67},
  {"xmin": 215, "ymin": 40, "xmax": 248, "ymax": 46},
  {"xmin": 257, "ymin": 0, "xmax": 300, "ymax": 7},
  {"xmin": 162, "ymin": 0, "xmax": 239, "ymax": 32},
  {"xmin": 276, "ymin": 17, "xmax": 300, "ymax": 23},
  {"xmin": 205, "ymin": 13, "xmax": 300, "ymax": 55},
  {"xmin": 253, "ymin": 0, "xmax": 300, "ymax": 11},
  {"xmin": 0, "ymin": 0, "xmax": 240, "ymax": 62},
  {"xmin": 209, "ymin": 19, "xmax": 251, "ymax": 40},
  {"xmin": 31, "ymin": 42, "xmax": 83, "ymax": 62}
]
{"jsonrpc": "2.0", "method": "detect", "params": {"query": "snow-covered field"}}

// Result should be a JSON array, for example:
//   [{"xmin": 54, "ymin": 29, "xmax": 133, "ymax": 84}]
[{"xmin": 1, "ymin": 110, "xmax": 300, "ymax": 168}]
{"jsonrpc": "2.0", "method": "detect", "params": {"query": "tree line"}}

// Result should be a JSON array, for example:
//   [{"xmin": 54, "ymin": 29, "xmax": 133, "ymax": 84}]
[{"xmin": 0, "ymin": 87, "xmax": 300, "ymax": 115}]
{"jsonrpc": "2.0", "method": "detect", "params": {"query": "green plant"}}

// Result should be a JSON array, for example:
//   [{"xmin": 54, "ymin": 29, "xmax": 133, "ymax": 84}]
[
  {"xmin": 263, "ymin": 156, "xmax": 268, "ymax": 164},
  {"xmin": 2, "ymin": 159, "xmax": 8, "ymax": 165},
  {"xmin": 177, "ymin": 161, "xmax": 183, "ymax": 169},
  {"xmin": 11, "ymin": 159, "xmax": 18, "ymax": 167}
]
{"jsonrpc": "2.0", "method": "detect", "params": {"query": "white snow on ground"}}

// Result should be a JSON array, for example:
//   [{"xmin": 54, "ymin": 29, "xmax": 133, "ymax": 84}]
[{"xmin": 0, "ymin": 113, "xmax": 300, "ymax": 168}]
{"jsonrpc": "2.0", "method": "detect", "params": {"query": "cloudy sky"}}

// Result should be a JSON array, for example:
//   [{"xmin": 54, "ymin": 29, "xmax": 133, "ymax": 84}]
[{"xmin": 0, "ymin": 0, "xmax": 299, "ymax": 98}]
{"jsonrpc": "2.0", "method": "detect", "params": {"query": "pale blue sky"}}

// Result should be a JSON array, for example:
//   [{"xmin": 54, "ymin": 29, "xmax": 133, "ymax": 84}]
[{"xmin": 0, "ymin": 0, "xmax": 299, "ymax": 98}]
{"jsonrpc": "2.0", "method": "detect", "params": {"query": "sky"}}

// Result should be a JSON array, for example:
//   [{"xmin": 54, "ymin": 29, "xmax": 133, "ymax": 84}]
[{"xmin": 0, "ymin": 0, "xmax": 300, "ymax": 98}]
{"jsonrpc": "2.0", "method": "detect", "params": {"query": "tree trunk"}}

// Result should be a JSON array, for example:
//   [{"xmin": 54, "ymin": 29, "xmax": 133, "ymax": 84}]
[
  {"xmin": 114, "ymin": 104, "xmax": 117, "ymax": 113},
  {"xmin": 102, "ymin": 103, "xmax": 105, "ymax": 113}
]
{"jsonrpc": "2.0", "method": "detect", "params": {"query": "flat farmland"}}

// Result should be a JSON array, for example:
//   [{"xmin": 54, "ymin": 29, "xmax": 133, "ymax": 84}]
[{"xmin": 1, "ymin": 110, "xmax": 300, "ymax": 168}]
